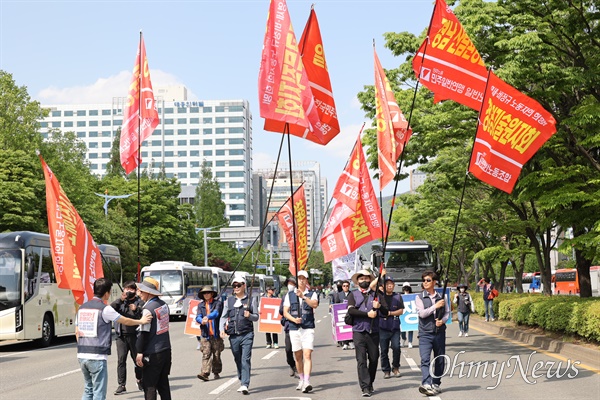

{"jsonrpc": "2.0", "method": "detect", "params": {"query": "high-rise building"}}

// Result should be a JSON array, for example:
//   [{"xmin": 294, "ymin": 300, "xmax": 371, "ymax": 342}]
[
  {"xmin": 38, "ymin": 87, "xmax": 253, "ymax": 227},
  {"xmin": 255, "ymin": 161, "xmax": 326, "ymax": 255},
  {"xmin": 409, "ymin": 169, "xmax": 427, "ymax": 193}
]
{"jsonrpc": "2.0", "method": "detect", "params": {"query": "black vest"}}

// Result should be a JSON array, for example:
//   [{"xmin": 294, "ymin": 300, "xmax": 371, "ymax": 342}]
[
  {"xmin": 287, "ymin": 291, "xmax": 316, "ymax": 330},
  {"xmin": 77, "ymin": 298, "xmax": 112, "ymax": 355},
  {"xmin": 142, "ymin": 297, "xmax": 171, "ymax": 354},
  {"xmin": 417, "ymin": 291, "xmax": 445, "ymax": 333},
  {"xmin": 225, "ymin": 295, "xmax": 254, "ymax": 335}
]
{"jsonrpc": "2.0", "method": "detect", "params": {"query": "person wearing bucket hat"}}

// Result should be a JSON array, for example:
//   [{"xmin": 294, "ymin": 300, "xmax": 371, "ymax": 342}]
[
  {"xmin": 195, "ymin": 285, "xmax": 224, "ymax": 382},
  {"xmin": 219, "ymin": 274, "xmax": 259, "ymax": 395},
  {"xmin": 453, "ymin": 284, "xmax": 475, "ymax": 337},
  {"xmin": 76, "ymin": 278, "xmax": 152, "ymax": 400},
  {"xmin": 379, "ymin": 276, "xmax": 404, "ymax": 379},
  {"xmin": 135, "ymin": 277, "xmax": 173, "ymax": 400},
  {"xmin": 346, "ymin": 269, "xmax": 389, "ymax": 397},
  {"xmin": 400, "ymin": 283, "xmax": 414, "ymax": 348}
]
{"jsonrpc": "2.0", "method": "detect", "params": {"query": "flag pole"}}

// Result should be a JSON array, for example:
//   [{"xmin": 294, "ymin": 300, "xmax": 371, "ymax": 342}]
[
  {"xmin": 136, "ymin": 30, "xmax": 142, "ymax": 282},
  {"xmin": 286, "ymin": 124, "xmax": 300, "ymax": 278}
]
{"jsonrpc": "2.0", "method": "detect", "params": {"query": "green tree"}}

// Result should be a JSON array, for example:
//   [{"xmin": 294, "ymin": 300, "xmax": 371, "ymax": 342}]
[{"xmin": 105, "ymin": 127, "xmax": 125, "ymax": 178}]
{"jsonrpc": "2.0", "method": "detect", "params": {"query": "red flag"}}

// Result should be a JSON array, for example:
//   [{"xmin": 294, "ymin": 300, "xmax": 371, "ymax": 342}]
[
  {"xmin": 120, "ymin": 35, "xmax": 159, "ymax": 175},
  {"xmin": 276, "ymin": 186, "xmax": 308, "ymax": 275},
  {"xmin": 321, "ymin": 138, "xmax": 385, "ymax": 263},
  {"xmin": 412, "ymin": 0, "xmax": 487, "ymax": 111},
  {"xmin": 374, "ymin": 48, "xmax": 412, "ymax": 190},
  {"xmin": 259, "ymin": 0, "xmax": 328, "ymax": 145},
  {"xmin": 39, "ymin": 154, "xmax": 104, "ymax": 305},
  {"xmin": 469, "ymin": 71, "xmax": 557, "ymax": 193},
  {"xmin": 331, "ymin": 137, "xmax": 363, "ymax": 212}
]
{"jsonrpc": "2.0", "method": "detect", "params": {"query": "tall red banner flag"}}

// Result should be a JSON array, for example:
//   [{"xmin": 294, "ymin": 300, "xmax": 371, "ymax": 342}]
[
  {"xmin": 321, "ymin": 138, "xmax": 385, "ymax": 263},
  {"xmin": 120, "ymin": 35, "xmax": 159, "ymax": 174},
  {"xmin": 259, "ymin": 0, "xmax": 331, "ymax": 145},
  {"xmin": 276, "ymin": 186, "xmax": 308, "ymax": 275},
  {"xmin": 374, "ymin": 48, "xmax": 412, "ymax": 190},
  {"xmin": 469, "ymin": 71, "xmax": 557, "ymax": 193},
  {"xmin": 412, "ymin": 0, "xmax": 487, "ymax": 111},
  {"xmin": 39, "ymin": 154, "xmax": 104, "ymax": 305}
]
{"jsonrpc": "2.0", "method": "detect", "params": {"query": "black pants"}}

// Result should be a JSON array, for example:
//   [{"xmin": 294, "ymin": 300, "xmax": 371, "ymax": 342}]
[
  {"xmin": 284, "ymin": 331, "xmax": 295, "ymax": 369},
  {"xmin": 142, "ymin": 349, "xmax": 172, "ymax": 400},
  {"xmin": 116, "ymin": 334, "xmax": 142, "ymax": 385},
  {"xmin": 353, "ymin": 330, "xmax": 380, "ymax": 391},
  {"xmin": 265, "ymin": 332, "xmax": 279, "ymax": 345}
]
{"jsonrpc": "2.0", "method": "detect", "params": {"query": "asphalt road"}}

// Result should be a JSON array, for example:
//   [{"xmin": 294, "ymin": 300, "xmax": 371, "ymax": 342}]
[{"xmin": 0, "ymin": 303, "xmax": 598, "ymax": 400}]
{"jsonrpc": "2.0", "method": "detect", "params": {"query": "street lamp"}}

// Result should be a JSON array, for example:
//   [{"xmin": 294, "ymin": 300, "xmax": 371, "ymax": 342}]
[
  {"xmin": 94, "ymin": 191, "xmax": 135, "ymax": 216},
  {"xmin": 195, "ymin": 223, "xmax": 228, "ymax": 266}
]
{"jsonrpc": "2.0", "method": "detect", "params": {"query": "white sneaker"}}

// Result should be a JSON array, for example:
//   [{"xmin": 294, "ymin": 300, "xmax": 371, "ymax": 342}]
[
  {"xmin": 342, "ymin": 344, "xmax": 348, "ymax": 350},
  {"xmin": 432, "ymin": 384, "xmax": 442, "ymax": 394},
  {"xmin": 196, "ymin": 342, "xmax": 201, "ymax": 350},
  {"xmin": 408, "ymin": 342, "xmax": 413, "ymax": 348},
  {"xmin": 296, "ymin": 380, "xmax": 304, "ymax": 390},
  {"xmin": 400, "ymin": 340, "xmax": 405, "ymax": 348},
  {"xmin": 237, "ymin": 385, "xmax": 249, "ymax": 394},
  {"xmin": 302, "ymin": 381, "xmax": 313, "ymax": 393},
  {"xmin": 465, "ymin": 332, "xmax": 469, "ymax": 337},
  {"xmin": 266, "ymin": 344, "xmax": 272, "ymax": 349},
  {"xmin": 349, "ymin": 343, "xmax": 355, "ymax": 350},
  {"xmin": 458, "ymin": 331, "xmax": 463, "ymax": 337}
]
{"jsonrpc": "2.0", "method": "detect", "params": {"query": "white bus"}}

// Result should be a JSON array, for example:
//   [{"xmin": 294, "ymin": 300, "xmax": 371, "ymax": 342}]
[
  {"xmin": 141, "ymin": 262, "xmax": 216, "ymax": 318},
  {"xmin": 0, "ymin": 231, "xmax": 122, "ymax": 347}
]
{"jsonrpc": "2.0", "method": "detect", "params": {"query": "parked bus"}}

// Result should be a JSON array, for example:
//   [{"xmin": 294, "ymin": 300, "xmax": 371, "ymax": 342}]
[
  {"xmin": 371, "ymin": 241, "xmax": 436, "ymax": 292},
  {"xmin": 141, "ymin": 261, "xmax": 213, "ymax": 319},
  {"xmin": 554, "ymin": 268, "xmax": 578, "ymax": 294},
  {"xmin": 522, "ymin": 272, "xmax": 543, "ymax": 293},
  {"xmin": 0, "ymin": 231, "xmax": 122, "ymax": 347}
]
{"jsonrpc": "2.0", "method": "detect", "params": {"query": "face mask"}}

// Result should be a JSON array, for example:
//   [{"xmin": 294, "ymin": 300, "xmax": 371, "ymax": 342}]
[
  {"xmin": 359, "ymin": 281, "xmax": 370, "ymax": 289},
  {"xmin": 126, "ymin": 291, "xmax": 136, "ymax": 299},
  {"xmin": 288, "ymin": 284, "xmax": 296, "ymax": 292}
]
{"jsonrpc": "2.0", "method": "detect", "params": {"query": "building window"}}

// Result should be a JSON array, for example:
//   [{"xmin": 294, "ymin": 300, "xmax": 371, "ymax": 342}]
[
  {"xmin": 203, "ymin": 106, "xmax": 212, "ymax": 113},
  {"xmin": 177, "ymin": 129, "xmax": 187, "ymax": 135},
  {"xmin": 216, "ymin": 161, "xmax": 225, "ymax": 167},
  {"xmin": 230, "ymin": 215, "xmax": 245, "ymax": 222},
  {"xmin": 164, "ymin": 118, "xmax": 173, "ymax": 124},
  {"xmin": 77, "ymin": 121, "xmax": 86, "ymax": 127},
  {"xmin": 164, "ymin": 140, "xmax": 174, "ymax": 146},
  {"xmin": 229, "ymin": 171, "xmax": 244, "ymax": 178},
  {"xmin": 165, "ymin": 129, "xmax": 174, "ymax": 135},
  {"xmin": 229, "ymin": 106, "xmax": 244, "ymax": 112},
  {"xmin": 151, "ymin": 140, "xmax": 161, "ymax": 146},
  {"xmin": 203, "ymin": 128, "xmax": 212, "ymax": 135},
  {"xmin": 64, "ymin": 110, "xmax": 73, "ymax": 117},
  {"xmin": 152, "ymin": 151, "xmax": 161, "ymax": 157},
  {"xmin": 215, "ymin": 139, "xmax": 225, "ymax": 145},
  {"xmin": 102, "ymin": 120, "xmax": 111, "ymax": 126},
  {"xmin": 190, "ymin": 118, "xmax": 199, "ymax": 124},
  {"xmin": 178, "ymin": 172, "xmax": 187, "ymax": 178},
  {"xmin": 229, "ymin": 138, "xmax": 243, "ymax": 145},
  {"xmin": 114, "ymin": 119, "xmax": 122, "ymax": 125},
  {"xmin": 102, "ymin": 109, "xmax": 111, "ymax": 115},
  {"xmin": 164, "ymin": 162, "xmax": 174, "ymax": 168},
  {"xmin": 178, "ymin": 161, "xmax": 187, "ymax": 167},
  {"xmin": 90, "ymin": 164, "xmax": 98, "ymax": 170},
  {"xmin": 164, "ymin": 108, "xmax": 174, "ymax": 114},
  {"xmin": 190, "ymin": 140, "xmax": 200, "ymax": 145},
  {"xmin": 166, "ymin": 173, "xmax": 174, "ymax": 178},
  {"xmin": 230, "ymin": 193, "xmax": 245, "ymax": 200},
  {"xmin": 165, "ymin": 151, "xmax": 174, "ymax": 157},
  {"xmin": 203, "ymin": 117, "xmax": 213, "ymax": 124},
  {"xmin": 77, "ymin": 132, "xmax": 85, "ymax": 138},
  {"xmin": 89, "ymin": 121, "xmax": 98, "ymax": 126},
  {"xmin": 229, "ymin": 117, "xmax": 244, "ymax": 123},
  {"xmin": 178, "ymin": 150, "xmax": 187, "ymax": 157},
  {"xmin": 89, "ymin": 110, "xmax": 98, "ymax": 116},
  {"xmin": 229, "ymin": 182, "xmax": 244, "ymax": 189},
  {"xmin": 203, "ymin": 139, "xmax": 212, "ymax": 145},
  {"xmin": 177, "ymin": 108, "xmax": 187, "ymax": 114},
  {"xmin": 203, "ymin": 160, "xmax": 213, "ymax": 167},
  {"xmin": 178, "ymin": 140, "xmax": 187, "ymax": 146},
  {"xmin": 191, "ymin": 172, "xmax": 199, "ymax": 179},
  {"xmin": 52, "ymin": 110, "xmax": 61, "ymax": 117},
  {"xmin": 230, "ymin": 160, "xmax": 244, "ymax": 166},
  {"xmin": 89, "ymin": 153, "xmax": 98, "ymax": 159},
  {"xmin": 215, "ymin": 117, "xmax": 225, "ymax": 123},
  {"xmin": 102, "ymin": 152, "xmax": 110, "ymax": 158},
  {"xmin": 40, "ymin": 122, "xmax": 48, "ymax": 128},
  {"xmin": 190, "ymin": 107, "xmax": 199, "ymax": 113},
  {"xmin": 89, "ymin": 131, "xmax": 98, "ymax": 137},
  {"xmin": 140, "ymin": 162, "xmax": 148, "ymax": 168},
  {"xmin": 229, "ymin": 149, "xmax": 244, "ymax": 156},
  {"xmin": 89, "ymin": 143, "xmax": 98, "ymax": 149},
  {"xmin": 215, "ymin": 150, "xmax": 225, "ymax": 156},
  {"xmin": 102, "ymin": 142, "xmax": 111, "ymax": 148},
  {"xmin": 203, "ymin": 150, "xmax": 213, "ymax": 156},
  {"xmin": 216, "ymin": 128, "xmax": 225, "ymax": 134},
  {"xmin": 190, "ymin": 151, "xmax": 199, "ymax": 157},
  {"xmin": 177, "ymin": 118, "xmax": 187, "ymax": 124},
  {"xmin": 230, "ymin": 204, "xmax": 246, "ymax": 211},
  {"xmin": 229, "ymin": 127, "xmax": 244, "ymax": 134},
  {"xmin": 215, "ymin": 106, "xmax": 225, "ymax": 112},
  {"xmin": 190, "ymin": 128, "xmax": 199, "ymax": 134},
  {"xmin": 215, "ymin": 171, "xmax": 225, "ymax": 178},
  {"xmin": 191, "ymin": 161, "xmax": 200, "ymax": 168},
  {"xmin": 64, "ymin": 121, "xmax": 73, "ymax": 127},
  {"xmin": 51, "ymin": 121, "xmax": 61, "ymax": 127},
  {"xmin": 102, "ymin": 131, "xmax": 111, "ymax": 137}
]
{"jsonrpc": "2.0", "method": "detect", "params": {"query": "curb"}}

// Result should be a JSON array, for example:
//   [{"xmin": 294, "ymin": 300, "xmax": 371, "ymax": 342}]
[{"xmin": 469, "ymin": 316, "xmax": 600, "ymax": 370}]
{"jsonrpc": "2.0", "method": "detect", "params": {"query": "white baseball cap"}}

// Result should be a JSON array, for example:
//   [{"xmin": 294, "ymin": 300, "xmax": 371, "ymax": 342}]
[
  {"xmin": 232, "ymin": 275, "xmax": 246, "ymax": 284},
  {"xmin": 297, "ymin": 270, "xmax": 309, "ymax": 278}
]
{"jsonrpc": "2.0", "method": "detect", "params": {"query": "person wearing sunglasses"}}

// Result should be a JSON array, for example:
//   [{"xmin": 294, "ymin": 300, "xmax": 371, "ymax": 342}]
[
  {"xmin": 333, "ymin": 280, "xmax": 353, "ymax": 350},
  {"xmin": 219, "ymin": 275, "xmax": 258, "ymax": 395},
  {"xmin": 415, "ymin": 271, "xmax": 450, "ymax": 397}
]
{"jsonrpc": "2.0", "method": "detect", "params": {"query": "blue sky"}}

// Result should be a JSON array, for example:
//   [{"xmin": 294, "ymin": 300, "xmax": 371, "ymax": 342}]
[{"xmin": 0, "ymin": 0, "xmax": 434, "ymax": 197}]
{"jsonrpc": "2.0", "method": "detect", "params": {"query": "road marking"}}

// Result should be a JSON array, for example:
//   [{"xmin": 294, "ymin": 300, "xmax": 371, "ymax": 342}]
[
  {"xmin": 42, "ymin": 368, "xmax": 80, "ymax": 381},
  {"xmin": 403, "ymin": 354, "xmax": 420, "ymax": 372},
  {"xmin": 316, "ymin": 319, "xmax": 321, "ymax": 323},
  {"xmin": 209, "ymin": 377, "xmax": 238, "ymax": 395},
  {"xmin": 262, "ymin": 350, "xmax": 279, "ymax": 360},
  {"xmin": 0, "ymin": 342, "xmax": 75, "ymax": 359},
  {"xmin": 470, "ymin": 324, "xmax": 600, "ymax": 374}
]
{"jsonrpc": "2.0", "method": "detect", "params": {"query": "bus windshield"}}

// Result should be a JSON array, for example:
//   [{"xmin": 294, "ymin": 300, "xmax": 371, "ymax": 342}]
[
  {"xmin": 0, "ymin": 250, "xmax": 22, "ymax": 311},
  {"xmin": 142, "ymin": 270, "xmax": 183, "ymax": 296}
]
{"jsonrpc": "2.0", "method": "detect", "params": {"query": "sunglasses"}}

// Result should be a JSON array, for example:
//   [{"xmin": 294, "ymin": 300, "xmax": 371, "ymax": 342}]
[
  {"xmin": 342, "ymin": 285, "xmax": 349, "ymax": 287},
  {"xmin": 422, "ymin": 278, "xmax": 433, "ymax": 282},
  {"xmin": 232, "ymin": 284, "xmax": 244, "ymax": 289}
]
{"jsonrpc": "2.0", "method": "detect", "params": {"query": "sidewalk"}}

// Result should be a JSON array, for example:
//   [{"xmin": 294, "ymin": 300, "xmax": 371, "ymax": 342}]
[{"xmin": 469, "ymin": 315, "xmax": 600, "ymax": 371}]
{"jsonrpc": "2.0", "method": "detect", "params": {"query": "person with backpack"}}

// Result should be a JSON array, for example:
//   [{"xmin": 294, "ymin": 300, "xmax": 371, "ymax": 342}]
[
  {"xmin": 219, "ymin": 275, "xmax": 259, "ymax": 395},
  {"xmin": 346, "ymin": 269, "xmax": 389, "ymax": 397},
  {"xmin": 282, "ymin": 270, "xmax": 319, "ymax": 393},
  {"xmin": 379, "ymin": 276, "xmax": 404, "ymax": 379},
  {"xmin": 453, "ymin": 284, "xmax": 475, "ymax": 337},
  {"xmin": 478, "ymin": 278, "xmax": 496, "ymax": 322},
  {"xmin": 279, "ymin": 277, "xmax": 299, "ymax": 379}
]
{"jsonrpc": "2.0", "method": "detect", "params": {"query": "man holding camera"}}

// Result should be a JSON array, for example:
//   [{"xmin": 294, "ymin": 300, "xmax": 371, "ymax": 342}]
[{"xmin": 111, "ymin": 281, "xmax": 144, "ymax": 395}]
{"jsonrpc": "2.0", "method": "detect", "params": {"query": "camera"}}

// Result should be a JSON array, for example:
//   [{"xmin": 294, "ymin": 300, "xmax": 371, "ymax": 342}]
[{"xmin": 126, "ymin": 291, "xmax": 136, "ymax": 300}]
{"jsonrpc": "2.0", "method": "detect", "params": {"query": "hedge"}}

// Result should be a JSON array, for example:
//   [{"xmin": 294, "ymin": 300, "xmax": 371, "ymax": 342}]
[{"xmin": 456, "ymin": 291, "xmax": 600, "ymax": 344}]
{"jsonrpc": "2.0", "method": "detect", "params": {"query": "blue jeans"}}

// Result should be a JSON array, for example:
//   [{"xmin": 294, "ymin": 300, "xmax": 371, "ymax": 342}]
[
  {"xmin": 457, "ymin": 311, "xmax": 470, "ymax": 333},
  {"xmin": 484, "ymin": 299, "xmax": 495, "ymax": 321},
  {"xmin": 379, "ymin": 329, "xmax": 400, "ymax": 372},
  {"xmin": 229, "ymin": 331, "xmax": 254, "ymax": 387},
  {"xmin": 401, "ymin": 331, "xmax": 414, "ymax": 343},
  {"xmin": 418, "ymin": 330, "xmax": 446, "ymax": 386},
  {"xmin": 79, "ymin": 358, "xmax": 108, "ymax": 400}
]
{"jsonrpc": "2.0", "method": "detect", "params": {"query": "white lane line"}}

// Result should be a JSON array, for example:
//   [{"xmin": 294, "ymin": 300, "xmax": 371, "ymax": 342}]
[
  {"xmin": 42, "ymin": 368, "xmax": 80, "ymax": 381},
  {"xmin": 262, "ymin": 350, "xmax": 279, "ymax": 360},
  {"xmin": 316, "ymin": 319, "xmax": 322, "ymax": 323},
  {"xmin": 209, "ymin": 377, "xmax": 238, "ymax": 395},
  {"xmin": 0, "ymin": 342, "xmax": 75, "ymax": 359},
  {"xmin": 404, "ymin": 354, "xmax": 420, "ymax": 372}
]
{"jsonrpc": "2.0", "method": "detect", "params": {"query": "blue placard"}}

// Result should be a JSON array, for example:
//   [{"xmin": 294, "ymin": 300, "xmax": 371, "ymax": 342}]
[{"xmin": 400, "ymin": 288, "xmax": 452, "ymax": 332}]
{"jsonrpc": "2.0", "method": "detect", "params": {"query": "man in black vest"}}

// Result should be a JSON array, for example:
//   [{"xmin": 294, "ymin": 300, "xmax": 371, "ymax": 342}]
[
  {"xmin": 346, "ymin": 269, "xmax": 388, "ymax": 398},
  {"xmin": 283, "ymin": 270, "xmax": 319, "ymax": 393},
  {"xmin": 135, "ymin": 277, "xmax": 172, "ymax": 400},
  {"xmin": 76, "ymin": 278, "xmax": 151, "ymax": 400},
  {"xmin": 379, "ymin": 276, "xmax": 404, "ymax": 379},
  {"xmin": 219, "ymin": 275, "xmax": 259, "ymax": 395},
  {"xmin": 415, "ymin": 271, "xmax": 450, "ymax": 396},
  {"xmin": 111, "ymin": 280, "xmax": 144, "ymax": 395}
]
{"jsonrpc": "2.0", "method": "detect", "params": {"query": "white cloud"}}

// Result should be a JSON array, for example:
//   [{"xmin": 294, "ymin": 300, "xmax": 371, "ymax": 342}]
[
  {"xmin": 252, "ymin": 151, "xmax": 277, "ymax": 170},
  {"xmin": 35, "ymin": 70, "xmax": 185, "ymax": 104},
  {"xmin": 306, "ymin": 122, "xmax": 371, "ymax": 159}
]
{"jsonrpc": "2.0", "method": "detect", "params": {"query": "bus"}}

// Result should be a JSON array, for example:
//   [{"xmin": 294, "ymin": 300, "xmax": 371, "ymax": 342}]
[
  {"xmin": 0, "ymin": 231, "xmax": 122, "ymax": 347},
  {"xmin": 140, "ymin": 261, "xmax": 214, "ymax": 319},
  {"xmin": 522, "ymin": 272, "xmax": 543, "ymax": 293},
  {"xmin": 554, "ymin": 268, "xmax": 578, "ymax": 295},
  {"xmin": 371, "ymin": 241, "xmax": 436, "ymax": 293}
]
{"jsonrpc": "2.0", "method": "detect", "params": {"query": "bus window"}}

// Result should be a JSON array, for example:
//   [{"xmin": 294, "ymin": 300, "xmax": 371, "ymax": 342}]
[{"xmin": 0, "ymin": 250, "xmax": 22, "ymax": 307}]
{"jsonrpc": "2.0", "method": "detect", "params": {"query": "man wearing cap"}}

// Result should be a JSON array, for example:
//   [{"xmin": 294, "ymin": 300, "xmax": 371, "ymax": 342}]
[
  {"xmin": 280, "ymin": 277, "xmax": 299, "ymax": 378},
  {"xmin": 346, "ymin": 269, "xmax": 389, "ymax": 397},
  {"xmin": 195, "ymin": 285, "xmax": 224, "ymax": 381},
  {"xmin": 76, "ymin": 278, "xmax": 152, "ymax": 400},
  {"xmin": 415, "ymin": 271, "xmax": 450, "ymax": 396},
  {"xmin": 379, "ymin": 276, "xmax": 404, "ymax": 379},
  {"xmin": 283, "ymin": 270, "xmax": 319, "ymax": 393},
  {"xmin": 135, "ymin": 277, "xmax": 173, "ymax": 400},
  {"xmin": 219, "ymin": 275, "xmax": 259, "ymax": 395},
  {"xmin": 263, "ymin": 286, "xmax": 279, "ymax": 349}
]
